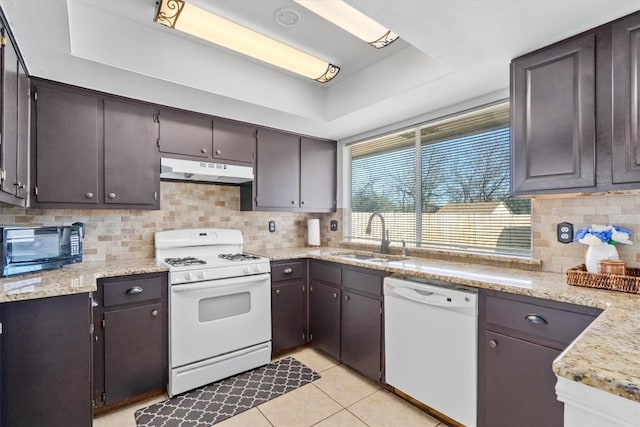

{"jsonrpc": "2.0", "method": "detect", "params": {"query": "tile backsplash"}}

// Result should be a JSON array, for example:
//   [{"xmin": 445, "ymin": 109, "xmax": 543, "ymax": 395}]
[
  {"xmin": 0, "ymin": 181, "xmax": 338, "ymax": 262},
  {"xmin": 532, "ymin": 193, "xmax": 640, "ymax": 273},
  {"xmin": 2, "ymin": 182, "xmax": 637, "ymax": 273}
]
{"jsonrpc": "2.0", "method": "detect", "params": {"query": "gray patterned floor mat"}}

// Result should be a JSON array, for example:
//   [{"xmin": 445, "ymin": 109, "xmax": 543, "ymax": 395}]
[{"xmin": 134, "ymin": 357, "xmax": 320, "ymax": 427}]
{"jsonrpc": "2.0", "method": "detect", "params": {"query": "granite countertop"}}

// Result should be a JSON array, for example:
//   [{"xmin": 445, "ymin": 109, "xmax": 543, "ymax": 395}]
[
  {"xmin": 259, "ymin": 246, "xmax": 640, "ymax": 404},
  {"xmin": 0, "ymin": 259, "xmax": 168, "ymax": 303}
]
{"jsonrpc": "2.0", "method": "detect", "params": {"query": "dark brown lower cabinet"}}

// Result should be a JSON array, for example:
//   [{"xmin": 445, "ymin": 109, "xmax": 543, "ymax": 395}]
[
  {"xmin": 309, "ymin": 280, "xmax": 341, "ymax": 360},
  {"xmin": 1, "ymin": 293, "xmax": 92, "ymax": 427},
  {"xmin": 271, "ymin": 260, "xmax": 307, "ymax": 355},
  {"xmin": 272, "ymin": 281, "xmax": 306, "ymax": 353},
  {"xmin": 341, "ymin": 290, "xmax": 382, "ymax": 382},
  {"xmin": 481, "ymin": 331, "xmax": 562, "ymax": 427},
  {"xmin": 478, "ymin": 290, "xmax": 601, "ymax": 427},
  {"xmin": 93, "ymin": 273, "xmax": 168, "ymax": 411}
]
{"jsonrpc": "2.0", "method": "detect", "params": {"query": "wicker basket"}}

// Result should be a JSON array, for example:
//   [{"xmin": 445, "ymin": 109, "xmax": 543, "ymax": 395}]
[{"xmin": 566, "ymin": 264, "xmax": 640, "ymax": 294}]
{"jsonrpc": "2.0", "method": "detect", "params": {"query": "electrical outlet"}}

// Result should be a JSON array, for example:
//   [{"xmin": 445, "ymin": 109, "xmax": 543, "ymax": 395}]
[
  {"xmin": 330, "ymin": 220, "xmax": 338, "ymax": 232},
  {"xmin": 268, "ymin": 221, "xmax": 276, "ymax": 233},
  {"xmin": 557, "ymin": 222, "xmax": 573, "ymax": 244}
]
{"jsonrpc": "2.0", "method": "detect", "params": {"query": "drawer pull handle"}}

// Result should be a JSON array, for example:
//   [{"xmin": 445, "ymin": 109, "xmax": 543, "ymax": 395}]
[
  {"xmin": 489, "ymin": 339, "xmax": 498, "ymax": 349},
  {"xmin": 275, "ymin": 289, "xmax": 281, "ymax": 295},
  {"xmin": 525, "ymin": 314, "xmax": 547, "ymax": 325},
  {"xmin": 283, "ymin": 268, "xmax": 293, "ymax": 274},
  {"xmin": 332, "ymin": 292, "xmax": 338, "ymax": 299},
  {"xmin": 151, "ymin": 309, "xmax": 159, "ymax": 317},
  {"xmin": 126, "ymin": 286, "xmax": 144, "ymax": 295}
]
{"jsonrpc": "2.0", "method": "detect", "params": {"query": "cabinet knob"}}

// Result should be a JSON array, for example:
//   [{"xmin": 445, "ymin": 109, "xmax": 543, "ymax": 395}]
[
  {"xmin": 215, "ymin": 149, "xmax": 222, "ymax": 155},
  {"xmin": 291, "ymin": 200, "xmax": 296, "ymax": 205},
  {"xmin": 344, "ymin": 295, "xmax": 350, "ymax": 301},
  {"xmin": 524, "ymin": 314, "xmax": 547, "ymax": 325},
  {"xmin": 332, "ymin": 292, "xmax": 338, "ymax": 299},
  {"xmin": 85, "ymin": 192, "xmax": 94, "ymax": 199},
  {"xmin": 126, "ymin": 286, "xmax": 144, "ymax": 295},
  {"xmin": 19, "ymin": 184, "xmax": 26, "ymax": 190},
  {"xmin": 151, "ymin": 309, "xmax": 159, "ymax": 317},
  {"xmin": 489, "ymin": 339, "xmax": 498, "ymax": 349},
  {"xmin": 301, "ymin": 200, "xmax": 306, "ymax": 205},
  {"xmin": 108, "ymin": 192, "xmax": 116, "ymax": 199},
  {"xmin": 201, "ymin": 148, "xmax": 208, "ymax": 154},
  {"xmin": 275, "ymin": 289, "xmax": 281, "ymax": 295},
  {"xmin": 283, "ymin": 268, "xmax": 293, "ymax": 274}
]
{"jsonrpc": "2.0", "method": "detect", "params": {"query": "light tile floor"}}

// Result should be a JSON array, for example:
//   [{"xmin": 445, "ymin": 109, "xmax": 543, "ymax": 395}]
[{"xmin": 94, "ymin": 347, "xmax": 449, "ymax": 427}]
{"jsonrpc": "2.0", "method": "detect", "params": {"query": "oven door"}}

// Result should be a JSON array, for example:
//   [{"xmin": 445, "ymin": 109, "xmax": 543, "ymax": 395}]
[{"xmin": 170, "ymin": 272, "xmax": 271, "ymax": 368}]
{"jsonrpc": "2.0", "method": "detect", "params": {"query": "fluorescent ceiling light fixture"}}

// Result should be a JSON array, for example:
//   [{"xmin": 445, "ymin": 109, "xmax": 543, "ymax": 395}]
[
  {"xmin": 154, "ymin": 0, "xmax": 340, "ymax": 83},
  {"xmin": 294, "ymin": 0, "xmax": 399, "ymax": 48}
]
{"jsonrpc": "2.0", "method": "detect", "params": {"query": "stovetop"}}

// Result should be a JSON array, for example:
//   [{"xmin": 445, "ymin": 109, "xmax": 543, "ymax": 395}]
[{"xmin": 154, "ymin": 228, "xmax": 271, "ymax": 284}]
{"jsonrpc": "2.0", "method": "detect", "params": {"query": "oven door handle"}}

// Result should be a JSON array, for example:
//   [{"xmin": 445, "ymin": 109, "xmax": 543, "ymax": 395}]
[{"xmin": 172, "ymin": 273, "xmax": 271, "ymax": 293}]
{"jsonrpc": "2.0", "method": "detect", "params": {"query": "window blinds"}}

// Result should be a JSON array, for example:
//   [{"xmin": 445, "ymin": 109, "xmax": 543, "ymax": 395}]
[{"xmin": 349, "ymin": 103, "xmax": 531, "ymax": 257}]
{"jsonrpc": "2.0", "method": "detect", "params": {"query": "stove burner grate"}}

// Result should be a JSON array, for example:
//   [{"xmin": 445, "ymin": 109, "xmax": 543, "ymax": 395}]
[
  {"xmin": 164, "ymin": 257, "xmax": 207, "ymax": 267},
  {"xmin": 218, "ymin": 253, "xmax": 261, "ymax": 262}
]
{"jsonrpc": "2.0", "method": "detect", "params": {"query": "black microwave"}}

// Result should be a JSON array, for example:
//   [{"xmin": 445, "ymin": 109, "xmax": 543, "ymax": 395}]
[{"xmin": 0, "ymin": 224, "xmax": 84, "ymax": 277}]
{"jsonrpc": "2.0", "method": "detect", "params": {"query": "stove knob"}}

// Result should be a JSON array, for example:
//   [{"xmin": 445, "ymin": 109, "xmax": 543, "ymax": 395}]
[
  {"xmin": 253, "ymin": 265, "xmax": 261, "ymax": 273},
  {"xmin": 243, "ymin": 266, "xmax": 252, "ymax": 274},
  {"xmin": 185, "ymin": 272, "xmax": 192, "ymax": 281},
  {"xmin": 198, "ymin": 271, "xmax": 205, "ymax": 280}
]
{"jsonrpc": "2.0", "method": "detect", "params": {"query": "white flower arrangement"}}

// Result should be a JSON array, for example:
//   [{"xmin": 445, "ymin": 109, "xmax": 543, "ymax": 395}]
[{"xmin": 574, "ymin": 224, "xmax": 633, "ymax": 246}]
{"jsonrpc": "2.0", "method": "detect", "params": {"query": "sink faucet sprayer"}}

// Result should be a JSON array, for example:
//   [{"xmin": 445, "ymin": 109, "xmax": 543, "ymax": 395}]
[{"xmin": 365, "ymin": 212, "xmax": 390, "ymax": 254}]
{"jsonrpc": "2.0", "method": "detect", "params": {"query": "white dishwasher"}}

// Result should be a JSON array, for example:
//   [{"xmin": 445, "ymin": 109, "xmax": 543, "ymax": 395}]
[{"xmin": 384, "ymin": 276, "xmax": 478, "ymax": 427}]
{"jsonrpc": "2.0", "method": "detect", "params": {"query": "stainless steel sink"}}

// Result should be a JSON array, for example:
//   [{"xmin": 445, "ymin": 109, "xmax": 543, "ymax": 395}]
[{"xmin": 332, "ymin": 253, "xmax": 375, "ymax": 261}]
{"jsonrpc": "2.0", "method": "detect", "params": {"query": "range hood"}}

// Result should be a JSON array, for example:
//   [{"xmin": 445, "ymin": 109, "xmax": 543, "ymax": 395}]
[{"xmin": 160, "ymin": 158, "xmax": 254, "ymax": 184}]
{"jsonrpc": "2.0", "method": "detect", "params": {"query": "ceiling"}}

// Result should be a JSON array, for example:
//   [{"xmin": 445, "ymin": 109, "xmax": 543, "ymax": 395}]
[{"xmin": 1, "ymin": 0, "xmax": 639, "ymax": 142}]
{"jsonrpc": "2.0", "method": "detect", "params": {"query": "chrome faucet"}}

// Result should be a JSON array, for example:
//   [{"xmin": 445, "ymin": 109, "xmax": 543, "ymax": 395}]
[{"xmin": 366, "ymin": 212, "xmax": 390, "ymax": 254}]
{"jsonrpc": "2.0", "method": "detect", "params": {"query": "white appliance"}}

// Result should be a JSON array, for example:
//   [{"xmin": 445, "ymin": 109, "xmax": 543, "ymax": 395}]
[
  {"xmin": 384, "ymin": 276, "xmax": 478, "ymax": 427},
  {"xmin": 160, "ymin": 157, "xmax": 254, "ymax": 184},
  {"xmin": 155, "ymin": 228, "xmax": 271, "ymax": 397}
]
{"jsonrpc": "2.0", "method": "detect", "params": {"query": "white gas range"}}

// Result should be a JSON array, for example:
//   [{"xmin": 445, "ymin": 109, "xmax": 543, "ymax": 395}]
[{"xmin": 155, "ymin": 228, "xmax": 271, "ymax": 397}]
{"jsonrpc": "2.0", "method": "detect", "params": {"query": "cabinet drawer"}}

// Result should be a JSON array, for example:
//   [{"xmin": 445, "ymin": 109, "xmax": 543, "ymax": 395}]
[
  {"xmin": 271, "ymin": 261, "xmax": 305, "ymax": 282},
  {"xmin": 485, "ymin": 295, "xmax": 598, "ymax": 349},
  {"xmin": 103, "ymin": 276, "xmax": 163, "ymax": 307},
  {"xmin": 342, "ymin": 268, "xmax": 383, "ymax": 297},
  {"xmin": 309, "ymin": 261, "xmax": 341, "ymax": 287}
]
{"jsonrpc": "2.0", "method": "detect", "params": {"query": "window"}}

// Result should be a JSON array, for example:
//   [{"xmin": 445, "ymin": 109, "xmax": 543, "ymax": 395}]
[{"xmin": 348, "ymin": 103, "xmax": 531, "ymax": 257}]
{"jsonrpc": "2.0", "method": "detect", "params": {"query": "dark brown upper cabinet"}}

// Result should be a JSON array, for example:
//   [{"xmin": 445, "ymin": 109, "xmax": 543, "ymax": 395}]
[
  {"xmin": 31, "ymin": 79, "xmax": 160, "ymax": 209},
  {"xmin": 158, "ymin": 109, "xmax": 212, "ymax": 159},
  {"xmin": 511, "ymin": 10, "xmax": 640, "ymax": 196},
  {"xmin": 612, "ymin": 13, "xmax": 640, "ymax": 184},
  {"xmin": 511, "ymin": 33, "xmax": 596, "ymax": 194},
  {"xmin": 241, "ymin": 129, "xmax": 336, "ymax": 212},
  {"xmin": 254, "ymin": 128, "xmax": 301, "ymax": 209},
  {"xmin": 158, "ymin": 108, "xmax": 255, "ymax": 165},
  {"xmin": 0, "ymin": 22, "xmax": 29, "ymax": 206},
  {"xmin": 104, "ymin": 99, "xmax": 159, "ymax": 205}
]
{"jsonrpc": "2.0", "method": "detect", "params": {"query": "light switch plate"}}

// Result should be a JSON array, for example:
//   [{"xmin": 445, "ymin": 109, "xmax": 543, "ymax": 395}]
[
  {"xmin": 330, "ymin": 220, "xmax": 338, "ymax": 232},
  {"xmin": 268, "ymin": 221, "xmax": 276, "ymax": 233}
]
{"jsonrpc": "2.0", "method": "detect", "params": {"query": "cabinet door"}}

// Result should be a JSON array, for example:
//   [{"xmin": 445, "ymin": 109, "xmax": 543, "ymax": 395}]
[
  {"xmin": 478, "ymin": 331, "xmax": 563, "ymax": 427},
  {"xmin": 1, "ymin": 27, "xmax": 18, "ymax": 197},
  {"xmin": 35, "ymin": 83, "xmax": 101, "ymax": 204},
  {"xmin": 104, "ymin": 99, "xmax": 159, "ymax": 206},
  {"xmin": 104, "ymin": 303, "xmax": 166, "ymax": 406},
  {"xmin": 612, "ymin": 13, "xmax": 640, "ymax": 183},
  {"xmin": 16, "ymin": 58, "xmax": 28, "ymax": 200},
  {"xmin": 158, "ymin": 109, "xmax": 212, "ymax": 158},
  {"xmin": 341, "ymin": 290, "xmax": 381, "ymax": 382},
  {"xmin": 1, "ymin": 293, "xmax": 92, "ymax": 427},
  {"xmin": 300, "ymin": 138, "xmax": 336, "ymax": 211},
  {"xmin": 255, "ymin": 128, "xmax": 300, "ymax": 208},
  {"xmin": 511, "ymin": 33, "xmax": 596, "ymax": 194},
  {"xmin": 272, "ymin": 281, "xmax": 305, "ymax": 354},
  {"xmin": 309, "ymin": 280, "xmax": 341, "ymax": 360},
  {"xmin": 213, "ymin": 120, "xmax": 255, "ymax": 164}
]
